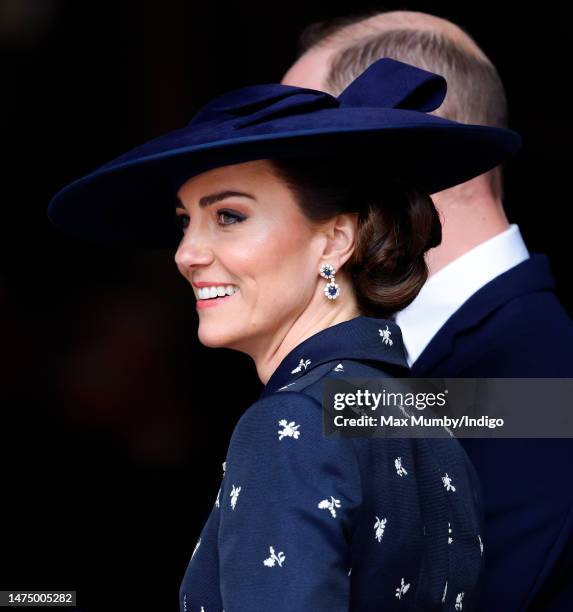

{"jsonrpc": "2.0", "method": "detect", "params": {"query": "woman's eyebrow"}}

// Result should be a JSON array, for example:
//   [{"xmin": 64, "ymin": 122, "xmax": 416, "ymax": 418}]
[{"xmin": 175, "ymin": 190, "xmax": 256, "ymax": 211}]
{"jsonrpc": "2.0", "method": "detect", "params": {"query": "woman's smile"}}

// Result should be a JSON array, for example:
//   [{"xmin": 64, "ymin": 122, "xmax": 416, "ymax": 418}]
[{"xmin": 195, "ymin": 287, "xmax": 240, "ymax": 310}]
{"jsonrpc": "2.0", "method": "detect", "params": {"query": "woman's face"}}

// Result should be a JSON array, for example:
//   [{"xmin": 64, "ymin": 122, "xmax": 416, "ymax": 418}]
[{"xmin": 174, "ymin": 159, "xmax": 331, "ymax": 353}]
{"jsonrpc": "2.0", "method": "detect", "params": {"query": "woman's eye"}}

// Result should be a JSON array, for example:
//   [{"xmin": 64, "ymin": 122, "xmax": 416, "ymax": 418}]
[
  {"xmin": 218, "ymin": 210, "xmax": 246, "ymax": 226},
  {"xmin": 175, "ymin": 210, "xmax": 245, "ymax": 233},
  {"xmin": 177, "ymin": 214, "xmax": 189, "ymax": 232}
]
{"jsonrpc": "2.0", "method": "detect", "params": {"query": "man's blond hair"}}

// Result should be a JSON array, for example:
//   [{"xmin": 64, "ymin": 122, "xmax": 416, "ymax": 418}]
[{"xmin": 298, "ymin": 12, "xmax": 509, "ymax": 198}]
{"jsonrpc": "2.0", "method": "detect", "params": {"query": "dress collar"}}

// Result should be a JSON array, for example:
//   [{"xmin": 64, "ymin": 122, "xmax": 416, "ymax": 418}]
[{"xmin": 260, "ymin": 315, "xmax": 409, "ymax": 399}]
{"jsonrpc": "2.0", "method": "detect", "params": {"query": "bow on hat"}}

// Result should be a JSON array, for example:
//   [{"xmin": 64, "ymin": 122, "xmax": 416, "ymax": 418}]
[{"xmin": 188, "ymin": 57, "xmax": 447, "ymax": 129}]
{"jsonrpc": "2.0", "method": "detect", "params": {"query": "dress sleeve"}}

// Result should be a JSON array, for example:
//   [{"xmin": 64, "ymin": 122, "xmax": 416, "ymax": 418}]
[{"xmin": 218, "ymin": 391, "xmax": 362, "ymax": 611}]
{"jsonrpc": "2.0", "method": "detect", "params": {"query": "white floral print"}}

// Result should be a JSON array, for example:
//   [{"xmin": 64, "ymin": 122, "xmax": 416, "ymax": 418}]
[
  {"xmin": 318, "ymin": 495, "xmax": 341, "ymax": 518},
  {"xmin": 379, "ymin": 325, "xmax": 393, "ymax": 346},
  {"xmin": 333, "ymin": 362, "xmax": 345, "ymax": 372},
  {"xmin": 442, "ymin": 472, "xmax": 456, "ymax": 492},
  {"xmin": 263, "ymin": 545, "xmax": 285, "ymax": 567},
  {"xmin": 215, "ymin": 486, "xmax": 220, "ymax": 508},
  {"xmin": 230, "ymin": 484, "xmax": 241, "ymax": 510},
  {"xmin": 448, "ymin": 522, "xmax": 453, "ymax": 544},
  {"xmin": 374, "ymin": 516, "xmax": 387, "ymax": 542},
  {"xmin": 442, "ymin": 580, "xmax": 448, "ymax": 603},
  {"xmin": 278, "ymin": 419, "xmax": 301, "ymax": 440},
  {"xmin": 395, "ymin": 577, "xmax": 410, "ymax": 599},
  {"xmin": 395, "ymin": 456, "xmax": 408, "ymax": 476},
  {"xmin": 478, "ymin": 534, "xmax": 484, "ymax": 555},
  {"xmin": 291, "ymin": 358, "xmax": 311, "ymax": 373},
  {"xmin": 455, "ymin": 592, "xmax": 464, "ymax": 610}
]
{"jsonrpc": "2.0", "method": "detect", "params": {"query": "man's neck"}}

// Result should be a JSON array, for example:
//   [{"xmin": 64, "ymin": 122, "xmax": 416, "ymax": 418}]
[{"xmin": 426, "ymin": 180, "xmax": 509, "ymax": 276}]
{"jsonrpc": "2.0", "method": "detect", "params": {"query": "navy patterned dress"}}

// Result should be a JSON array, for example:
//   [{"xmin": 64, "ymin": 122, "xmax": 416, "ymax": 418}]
[{"xmin": 179, "ymin": 316, "xmax": 485, "ymax": 611}]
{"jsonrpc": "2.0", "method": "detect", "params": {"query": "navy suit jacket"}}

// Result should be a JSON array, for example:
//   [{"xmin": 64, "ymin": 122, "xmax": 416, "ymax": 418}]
[{"xmin": 410, "ymin": 253, "xmax": 573, "ymax": 611}]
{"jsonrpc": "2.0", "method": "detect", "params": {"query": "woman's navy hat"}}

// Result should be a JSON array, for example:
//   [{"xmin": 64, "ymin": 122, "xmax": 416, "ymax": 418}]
[{"xmin": 47, "ymin": 57, "xmax": 522, "ymax": 248}]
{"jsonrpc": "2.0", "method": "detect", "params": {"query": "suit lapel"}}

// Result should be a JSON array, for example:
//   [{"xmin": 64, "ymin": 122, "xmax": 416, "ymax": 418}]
[{"xmin": 411, "ymin": 254, "xmax": 556, "ymax": 375}]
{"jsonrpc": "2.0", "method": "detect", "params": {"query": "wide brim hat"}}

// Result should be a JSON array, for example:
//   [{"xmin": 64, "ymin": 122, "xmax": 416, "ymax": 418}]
[{"xmin": 47, "ymin": 57, "xmax": 522, "ymax": 248}]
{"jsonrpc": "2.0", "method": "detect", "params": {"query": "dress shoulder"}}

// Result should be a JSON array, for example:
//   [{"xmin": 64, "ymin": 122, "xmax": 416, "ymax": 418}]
[
  {"xmin": 233, "ymin": 389, "xmax": 323, "ymax": 427},
  {"xmin": 219, "ymin": 390, "xmax": 361, "ymax": 611}
]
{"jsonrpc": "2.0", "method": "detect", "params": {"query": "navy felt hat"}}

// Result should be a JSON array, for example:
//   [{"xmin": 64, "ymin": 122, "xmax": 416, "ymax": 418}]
[{"xmin": 47, "ymin": 57, "xmax": 522, "ymax": 248}]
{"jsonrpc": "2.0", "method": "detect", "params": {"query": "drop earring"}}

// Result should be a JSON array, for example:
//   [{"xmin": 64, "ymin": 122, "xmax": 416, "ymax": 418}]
[{"xmin": 319, "ymin": 263, "xmax": 341, "ymax": 300}]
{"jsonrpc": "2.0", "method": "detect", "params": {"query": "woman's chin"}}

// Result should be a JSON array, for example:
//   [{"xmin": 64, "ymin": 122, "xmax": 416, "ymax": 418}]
[{"xmin": 197, "ymin": 324, "xmax": 239, "ymax": 349}]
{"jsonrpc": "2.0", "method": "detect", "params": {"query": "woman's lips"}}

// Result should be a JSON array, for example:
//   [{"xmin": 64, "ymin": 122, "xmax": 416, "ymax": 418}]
[{"xmin": 196, "ymin": 289, "xmax": 239, "ymax": 310}]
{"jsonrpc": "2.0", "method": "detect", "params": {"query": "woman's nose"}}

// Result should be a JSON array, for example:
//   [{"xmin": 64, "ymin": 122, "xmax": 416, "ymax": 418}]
[{"xmin": 174, "ymin": 229, "xmax": 215, "ymax": 272}]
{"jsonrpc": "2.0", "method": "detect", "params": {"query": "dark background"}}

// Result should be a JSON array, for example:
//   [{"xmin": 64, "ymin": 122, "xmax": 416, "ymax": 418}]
[{"xmin": 2, "ymin": 1, "xmax": 572, "ymax": 610}]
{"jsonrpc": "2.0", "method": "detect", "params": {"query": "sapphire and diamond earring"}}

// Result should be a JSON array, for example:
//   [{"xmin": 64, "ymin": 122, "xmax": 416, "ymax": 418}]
[{"xmin": 319, "ymin": 263, "xmax": 341, "ymax": 300}]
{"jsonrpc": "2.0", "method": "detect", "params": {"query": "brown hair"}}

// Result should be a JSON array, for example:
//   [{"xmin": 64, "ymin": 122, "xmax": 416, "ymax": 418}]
[
  {"xmin": 269, "ymin": 156, "xmax": 441, "ymax": 318},
  {"xmin": 297, "ymin": 14, "xmax": 508, "ymax": 199}
]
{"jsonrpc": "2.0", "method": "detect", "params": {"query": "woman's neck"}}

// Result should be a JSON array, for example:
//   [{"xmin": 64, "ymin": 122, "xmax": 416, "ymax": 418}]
[{"xmin": 255, "ymin": 298, "xmax": 361, "ymax": 386}]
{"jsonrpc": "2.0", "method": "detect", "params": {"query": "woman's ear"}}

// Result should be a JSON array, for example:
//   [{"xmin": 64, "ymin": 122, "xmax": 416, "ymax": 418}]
[{"xmin": 321, "ymin": 212, "xmax": 359, "ymax": 269}]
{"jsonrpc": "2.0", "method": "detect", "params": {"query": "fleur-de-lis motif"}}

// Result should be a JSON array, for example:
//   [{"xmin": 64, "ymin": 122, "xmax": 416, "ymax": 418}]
[
  {"xmin": 191, "ymin": 537, "xmax": 201, "ymax": 560},
  {"xmin": 278, "ymin": 419, "xmax": 301, "ymax": 440},
  {"xmin": 442, "ymin": 581, "xmax": 448, "ymax": 603},
  {"xmin": 230, "ymin": 484, "xmax": 241, "ymax": 509},
  {"xmin": 263, "ymin": 545, "xmax": 286, "ymax": 567},
  {"xmin": 448, "ymin": 522, "xmax": 453, "ymax": 544},
  {"xmin": 333, "ymin": 362, "xmax": 344, "ymax": 372},
  {"xmin": 291, "ymin": 358, "xmax": 311, "ymax": 373},
  {"xmin": 215, "ymin": 486, "xmax": 221, "ymax": 508},
  {"xmin": 478, "ymin": 534, "xmax": 484, "ymax": 556},
  {"xmin": 318, "ymin": 495, "xmax": 342, "ymax": 518},
  {"xmin": 455, "ymin": 592, "xmax": 464, "ymax": 610},
  {"xmin": 394, "ymin": 456, "xmax": 408, "ymax": 476},
  {"xmin": 374, "ymin": 515, "xmax": 387, "ymax": 542},
  {"xmin": 379, "ymin": 325, "xmax": 393, "ymax": 346},
  {"xmin": 395, "ymin": 577, "xmax": 410, "ymax": 599},
  {"xmin": 442, "ymin": 472, "xmax": 456, "ymax": 492}
]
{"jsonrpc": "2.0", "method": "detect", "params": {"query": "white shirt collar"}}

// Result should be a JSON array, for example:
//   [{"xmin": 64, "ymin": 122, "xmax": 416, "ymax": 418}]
[{"xmin": 394, "ymin": 224, "xmax": 530, "ymax": 366}]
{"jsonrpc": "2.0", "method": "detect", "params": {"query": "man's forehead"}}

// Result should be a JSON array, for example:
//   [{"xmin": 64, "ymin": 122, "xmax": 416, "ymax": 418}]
[{"xmin": 281, "ymin": 45, "xmax": 336, "ymax": 90}]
